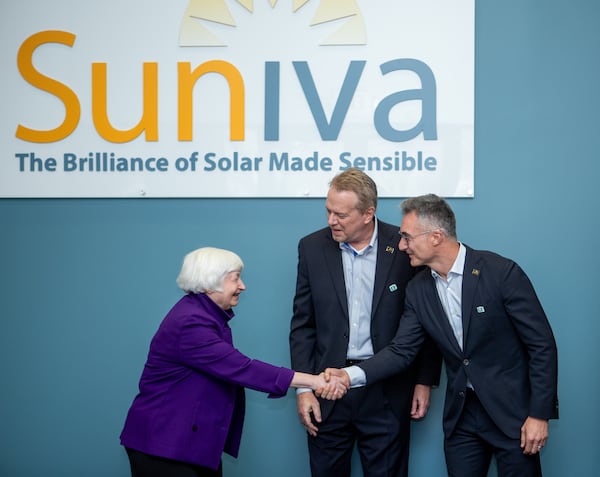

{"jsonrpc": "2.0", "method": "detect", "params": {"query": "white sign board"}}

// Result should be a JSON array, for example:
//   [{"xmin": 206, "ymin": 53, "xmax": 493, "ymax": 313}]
[{"xmin": 0, "ymin": 0, "xmax": 474, "ymax": 198}]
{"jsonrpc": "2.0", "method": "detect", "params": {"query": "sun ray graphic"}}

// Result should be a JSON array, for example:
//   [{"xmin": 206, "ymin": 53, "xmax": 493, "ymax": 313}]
[{"xmin": 179, "ymin": 0, "xmax": 366, "ymax": 47}]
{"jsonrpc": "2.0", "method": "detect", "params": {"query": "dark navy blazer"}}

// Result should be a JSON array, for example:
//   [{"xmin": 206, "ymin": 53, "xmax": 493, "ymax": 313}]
[
  {"xmin": 360, "ymin": 245, "xmax": 559, "ymax": 438},
  {"xmin": 290, "ymin": 219, "xmax": 442, "ymax": 421}
]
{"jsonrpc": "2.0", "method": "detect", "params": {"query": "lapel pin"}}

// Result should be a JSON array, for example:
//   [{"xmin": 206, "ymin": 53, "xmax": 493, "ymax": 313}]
[
  {"xmin": 389, "ymin": 284, "xmax": 398, "ymax": 292},
  {"xmin": 386, "ymin": 246, "xmax": 394, "ymax": 254},
  {"xmin": 472, "ymin": 268, "xmax": 480, "ymax": 276},
  {"xmin": 476, "ymin": 306, "xmax": 485, "ymax": 313}
]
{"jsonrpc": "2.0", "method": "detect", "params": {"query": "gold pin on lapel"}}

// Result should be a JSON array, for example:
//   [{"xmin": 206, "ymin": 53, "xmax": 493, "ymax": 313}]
[
  {"xmin": 472, "ymin": 268, "xmax": 480, "ymax": 276},
  {"xmin": 386, "ymin": 246, "xmax": 394, "ymax": 254}
]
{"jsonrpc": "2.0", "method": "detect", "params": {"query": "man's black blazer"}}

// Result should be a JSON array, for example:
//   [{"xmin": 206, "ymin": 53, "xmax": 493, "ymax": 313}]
[
  {"xmin": 359, "ymin": 245, "xmax": 559, "ymax": 438},
  {"xmin": 290, "ymin": 219, "xmax": 442, "ymax": 420}
]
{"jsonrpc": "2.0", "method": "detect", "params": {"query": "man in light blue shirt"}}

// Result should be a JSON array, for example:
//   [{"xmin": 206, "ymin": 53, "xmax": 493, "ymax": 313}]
[{"xmin": 290, "ymin": 169, "xmax": 442, "ymax": 477}]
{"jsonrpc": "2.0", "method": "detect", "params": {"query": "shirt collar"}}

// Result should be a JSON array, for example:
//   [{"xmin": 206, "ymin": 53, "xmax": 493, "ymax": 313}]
[
  {"xmin": 431, "ymin": 242, "xmax": 466, "ymax": 280},
  {"xmin": 339, "ymin": 218, "xmax": 378, "ymax": 256}
]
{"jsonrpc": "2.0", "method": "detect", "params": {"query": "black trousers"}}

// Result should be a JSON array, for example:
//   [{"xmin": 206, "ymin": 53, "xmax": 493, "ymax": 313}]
[
  {"xmin": 307, "ymin": 383, "xmax": 410, "ymax": 477},
  {"xmin": 125, "ymin": 448, "xmax": 222, "ymax": 477},
  {"xmin": 444, "ymin": 390, "xmax": 543, "ymax": 477}
]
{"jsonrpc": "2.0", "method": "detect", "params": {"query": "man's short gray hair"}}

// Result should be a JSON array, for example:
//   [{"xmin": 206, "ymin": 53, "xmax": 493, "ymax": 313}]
[{"xmin": 401, "ymin": 194, "xmax": 457, "ymax": 239}]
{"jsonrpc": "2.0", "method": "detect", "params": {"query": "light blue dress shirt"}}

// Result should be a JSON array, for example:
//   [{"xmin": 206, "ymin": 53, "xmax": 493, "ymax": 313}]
[
  {"xmin": 341, "ymin": 219, "xmax": 378, "ymax": 361},
  {"xmin": 431, "ymin": 243, "xmax": 473, "ymax": 389},
  {"xmin": 342, "ymin": 221, "xmax": 379, "ymax": 388},
  {"xmin": 432, "ymin": 243, "xmax": 466, "ymax": 350},
  {"xmin": 302, "ymin": 220, "xmax": 378, "ymax": 392}
]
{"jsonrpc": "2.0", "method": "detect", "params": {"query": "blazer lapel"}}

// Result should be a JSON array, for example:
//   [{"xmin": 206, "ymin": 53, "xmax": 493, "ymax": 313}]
[
  {"xmin": 461, "ymin": 247, "xmax": 482, "ymax": 349},
  {"xmin": 371, "ymin": 222, "xmax": 396, "ymax": 316},
  {"xmin": 424, "ymin": 272, "xmax": 464, "ymax": 354},
  {"xmin": 322, "ymin": 234, "xmax": 349, "ymax": 318}
]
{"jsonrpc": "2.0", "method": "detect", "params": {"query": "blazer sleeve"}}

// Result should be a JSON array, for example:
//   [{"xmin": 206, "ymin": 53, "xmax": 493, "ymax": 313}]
[
  {"xmin": 412, "ymin": 333, "xmax": 442, "ymax": 387},
  {"xmin": 289, "ymin": 238, "xmax": 318, "ymax": 373},
  {"xmin": 399, "ymin": 267, "xmax": 442, "ymax": 387},
  {"xmin": 500, "ymin": 261, "xmax": 559, "ymax": 419},
  {"xmin": 178, "ymin": 313, "xmax": 294, "ymax": 398},
  {"xmin": 359, "ymin": 295, "xmax": 427, "ymax": 384}
]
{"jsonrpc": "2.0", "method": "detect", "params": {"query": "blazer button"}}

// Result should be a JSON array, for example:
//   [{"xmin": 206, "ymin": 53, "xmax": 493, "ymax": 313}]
[
  {"xmin": 192, "ymin": 425, "xmax": 198, "ymax": 432},
  {"xmin": 462, "ymin": 359, "xmax": 470, "ymax": 366},
  {"xmin": 459, "ymin": 391, "xmax": 465, "ymax": 398}
]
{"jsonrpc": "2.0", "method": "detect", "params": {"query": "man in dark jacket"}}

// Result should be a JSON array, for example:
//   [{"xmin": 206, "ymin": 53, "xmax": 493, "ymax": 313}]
[
  {"xmin": 324, "ymin": 193, "xmax": 559, "ymax": 477},
  {"xmin": 290, "ymin": 169, "xmax": 442, "ymax": 477}
]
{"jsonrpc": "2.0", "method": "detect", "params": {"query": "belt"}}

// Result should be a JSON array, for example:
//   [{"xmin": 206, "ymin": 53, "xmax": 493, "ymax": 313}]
[{"xmin": 345, "ymin": 359, "xmax": 363, "ymax": 367}]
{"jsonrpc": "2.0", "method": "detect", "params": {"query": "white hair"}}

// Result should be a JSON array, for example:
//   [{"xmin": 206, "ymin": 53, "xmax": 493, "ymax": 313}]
[{"xmin": 176, "ymin": 247, "xmax": 244, "ymax": 294}]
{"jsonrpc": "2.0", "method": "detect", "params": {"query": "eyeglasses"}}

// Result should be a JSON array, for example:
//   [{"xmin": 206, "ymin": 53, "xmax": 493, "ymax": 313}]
[{"xmin": 398, "ymin": 230, "xmax": 436, "ymax": 243}]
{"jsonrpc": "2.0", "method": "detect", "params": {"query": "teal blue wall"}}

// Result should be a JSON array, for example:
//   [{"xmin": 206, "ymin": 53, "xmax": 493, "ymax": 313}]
[{"xmin": 1, "ymin": 2, "xmax": 599, "ymax": 476}]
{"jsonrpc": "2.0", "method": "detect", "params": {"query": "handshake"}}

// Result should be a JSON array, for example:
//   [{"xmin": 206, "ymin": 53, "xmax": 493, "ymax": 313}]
[{"xmin": 313, "ymin": 368, "xmax": 351, "ymax": 400}]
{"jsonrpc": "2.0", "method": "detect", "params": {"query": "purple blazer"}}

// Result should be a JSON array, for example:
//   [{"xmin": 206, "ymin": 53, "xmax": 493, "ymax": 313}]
[{"xmin": 120, "ymin": 293, "xmax": 294, "ymax": 470}]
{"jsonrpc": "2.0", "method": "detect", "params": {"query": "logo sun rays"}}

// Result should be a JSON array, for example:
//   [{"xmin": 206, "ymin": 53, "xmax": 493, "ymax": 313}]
[{"xmin": 179, "ymin": 0, "xmax": 366, "ymax": 47}]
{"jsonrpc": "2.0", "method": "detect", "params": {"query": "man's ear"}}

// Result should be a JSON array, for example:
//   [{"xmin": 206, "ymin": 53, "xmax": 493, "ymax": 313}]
[{"xmin": 431, "ymin": 229, "xmax": 444, "ymax": 246}]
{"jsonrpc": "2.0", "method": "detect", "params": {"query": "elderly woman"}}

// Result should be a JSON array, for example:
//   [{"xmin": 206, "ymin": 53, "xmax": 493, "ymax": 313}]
[{"xmin": 120, "ymin": 247, "xmax": 345, "ymax": 477}]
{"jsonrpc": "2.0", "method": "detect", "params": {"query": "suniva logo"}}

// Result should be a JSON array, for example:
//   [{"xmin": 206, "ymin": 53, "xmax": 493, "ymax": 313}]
[
  {"xmin": 15, "ymin": 2, "xmax": 437, "ymax": 144},
  {"xmin": 180, "ymin": 0, "xmax": 367, "ymax": 46}
]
